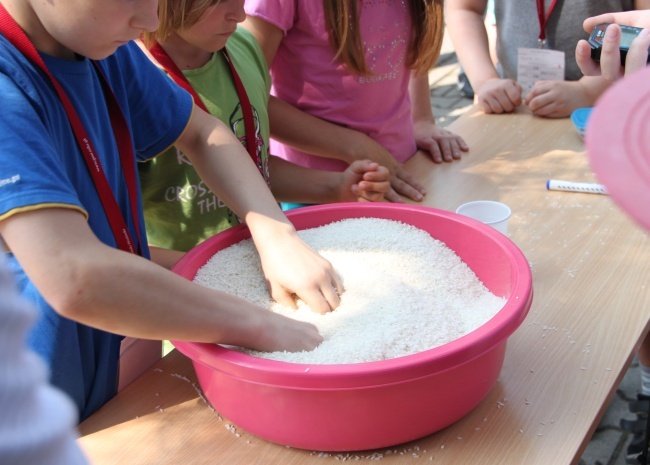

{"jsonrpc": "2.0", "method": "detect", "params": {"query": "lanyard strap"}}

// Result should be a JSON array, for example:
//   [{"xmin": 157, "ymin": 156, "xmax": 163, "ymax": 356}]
[
  {"xmin": 147, "ymin": 42, "xmax": 210, "ymax": 113},
  {"xmin": 147, "ymin": 42, "xmax": 263, "ymax": 175},
  {"xmin": 221, "ymin": 49, "xmax": 261, "ymax": 170},
  {"xmin": 536, "ymin": 0, "xmax": 559, "ymax": 46},
  {"xmin": 0, "ymin": 4, "xmax": 141, "ymax": 255}
]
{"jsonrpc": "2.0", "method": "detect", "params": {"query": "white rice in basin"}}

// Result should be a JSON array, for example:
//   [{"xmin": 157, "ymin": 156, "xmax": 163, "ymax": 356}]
[{"xmin": 193, "ymin": 217, "xmax": 506, "ymax": 364}]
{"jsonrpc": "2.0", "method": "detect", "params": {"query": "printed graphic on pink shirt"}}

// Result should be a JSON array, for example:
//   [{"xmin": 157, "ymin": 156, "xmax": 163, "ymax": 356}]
[{"xmin": 358, "ymin": 0, "xmax": 409, "ymax": 85}]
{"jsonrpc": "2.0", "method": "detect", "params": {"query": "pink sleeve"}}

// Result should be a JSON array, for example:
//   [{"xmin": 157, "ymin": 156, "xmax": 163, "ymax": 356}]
[{"xmin": 244, "ymin": 0, "xmax": 296, "ymax": 34}]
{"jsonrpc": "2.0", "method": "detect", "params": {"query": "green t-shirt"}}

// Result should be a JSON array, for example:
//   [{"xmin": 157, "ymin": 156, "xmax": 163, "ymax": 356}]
[{"xmin": 139, "ymin": 27, "xmax": 271, "ymax": 252}]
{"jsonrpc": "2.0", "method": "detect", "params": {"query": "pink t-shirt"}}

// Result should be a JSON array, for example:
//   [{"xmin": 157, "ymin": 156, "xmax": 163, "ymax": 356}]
[{"xmin": 245, "ymin": 0, "xmax": 416, "ymax": 172}]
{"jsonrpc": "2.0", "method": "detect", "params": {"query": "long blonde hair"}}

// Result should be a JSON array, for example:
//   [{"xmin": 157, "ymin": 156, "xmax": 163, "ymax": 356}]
[
  {"xmin": 323, "ymin": 0, "xmax": 444, "ymax": 76},
  {"xmin": 140, "ymin": 0, "xmax": 221, "ymax": 47}
]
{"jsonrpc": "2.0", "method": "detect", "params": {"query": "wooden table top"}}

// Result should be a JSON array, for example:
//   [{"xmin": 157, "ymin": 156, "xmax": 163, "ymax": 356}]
[{"xmin": 78, "ymin": 106, "xmax": 650, "ymax": 465}]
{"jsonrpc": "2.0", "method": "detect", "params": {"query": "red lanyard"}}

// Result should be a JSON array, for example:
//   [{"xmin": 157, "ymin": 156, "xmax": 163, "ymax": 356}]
[
  {"xmin": 536, "ymin": 0, "xmax": 559, "ymax": 46},
  {"xmin": 0, "ymin": 4, "xmax": 142, "ymax": 255},
  {"xmin": 147, "ymin": 42, "xmax": 211, "ymax": 114},
  {"xmin": 147, "ymin": 42, "xmax": 262, "ymax": 173}
]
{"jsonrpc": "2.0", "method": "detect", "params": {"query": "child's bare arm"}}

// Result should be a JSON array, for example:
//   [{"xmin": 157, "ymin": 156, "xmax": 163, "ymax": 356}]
[
  {"xmin": 267, "ymin": 96, "xmax": 425, "ymax": 203},
  {"xmin": 175, "ymin": 105, "xmax": 344, "ymax": 314},
  {"xmin": 524, "ymin": 77, "xmax": 611, "ymax": 118},
  {"xmin": 409, "ymin": 74, "xmax": 469, "ymax": 162},
  {"xmin": 242, "ymin": 15, "xmax": 284, "ymax": 67},
  {"xmin": 268, "ymin": 157, "xmax": 390, "ymax": 204},
  {"xmin": 0, "ymin": 207, "xmax": 322, "ymax": 351},
  {"xmin": 447, "ymin": 0, "xmax": 522, "ymax": 113}
]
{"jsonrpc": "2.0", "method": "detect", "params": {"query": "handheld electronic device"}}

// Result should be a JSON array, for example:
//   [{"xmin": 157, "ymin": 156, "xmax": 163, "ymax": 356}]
[{"xmin": 588, "ymin": 23, "xmax": 650, "ymax": 66}]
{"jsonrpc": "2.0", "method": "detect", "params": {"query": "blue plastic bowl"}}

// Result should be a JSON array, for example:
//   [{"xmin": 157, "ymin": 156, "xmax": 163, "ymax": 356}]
[{"xmin": 571, "ymin": 107, "xmax": 593, "ymax": 140}]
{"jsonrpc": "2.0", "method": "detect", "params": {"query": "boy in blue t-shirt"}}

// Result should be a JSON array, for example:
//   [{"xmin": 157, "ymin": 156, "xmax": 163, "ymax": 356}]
[{"xmin": 0, "ymin": 0, "xmax": 343, "ymax": 421}]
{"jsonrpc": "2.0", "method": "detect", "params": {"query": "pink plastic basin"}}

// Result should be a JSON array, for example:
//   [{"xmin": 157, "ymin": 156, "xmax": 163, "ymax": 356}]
[{"xmin": 171, "ymin": 203, "xmax": 533, "ymax": 451}]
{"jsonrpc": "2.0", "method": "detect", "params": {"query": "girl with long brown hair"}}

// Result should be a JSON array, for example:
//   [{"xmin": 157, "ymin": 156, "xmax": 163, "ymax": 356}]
[{"xmin": 244, "ymin": 0, "xmax": 468, "ymax": 206}]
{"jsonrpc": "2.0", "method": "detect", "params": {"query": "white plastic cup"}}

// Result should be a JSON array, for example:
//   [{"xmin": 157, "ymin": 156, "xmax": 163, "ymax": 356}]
[{"xmin": 455, "ymin": 200, "xmax": 512, "ymax": 235}]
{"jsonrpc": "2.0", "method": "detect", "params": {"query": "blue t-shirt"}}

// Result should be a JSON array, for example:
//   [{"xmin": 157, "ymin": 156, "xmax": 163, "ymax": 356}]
[{"xmin": 0, "ymin": 38, "xmax": 193, "ymax": 420}]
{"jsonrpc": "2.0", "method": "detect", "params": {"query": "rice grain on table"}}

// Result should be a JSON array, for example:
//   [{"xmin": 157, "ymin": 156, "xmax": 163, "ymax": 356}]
[{"xmin": 193, "ymin": 218, "xmax": 505, "ymax": 364}]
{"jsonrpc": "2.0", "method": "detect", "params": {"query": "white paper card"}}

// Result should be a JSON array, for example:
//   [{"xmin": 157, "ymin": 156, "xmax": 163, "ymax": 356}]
[{"xmin": 517, "ymin": 48, "xmax": 565, "ymax": 96}]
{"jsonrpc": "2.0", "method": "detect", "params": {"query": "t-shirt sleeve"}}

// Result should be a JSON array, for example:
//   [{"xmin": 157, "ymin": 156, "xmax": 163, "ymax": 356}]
[
  {"xmin": 0, "ymin": 41, "xmax": 193, "ymax": 222},
  {"xmin": 244, "ymin": 0, "xmax": 296, "ymax": 34},
  {"xmin": 0, "ymin": 68, "xmax": 87, "ymax": 220},
  {"xmin": 112, "ymin": 43, "xmax": 194, "ymax": 162},
  {"xmin": 237, "ymin": 26, "xmax": 272, "ymax": 94}
]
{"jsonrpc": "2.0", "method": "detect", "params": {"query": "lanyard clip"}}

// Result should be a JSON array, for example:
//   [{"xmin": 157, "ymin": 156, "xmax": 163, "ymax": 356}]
[{"xmin": 538, "ymin": 38, "xmax": 547, "ymax": 49}]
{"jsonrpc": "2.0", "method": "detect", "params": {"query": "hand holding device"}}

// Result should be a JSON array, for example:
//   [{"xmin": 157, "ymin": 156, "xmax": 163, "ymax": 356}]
[{"xmin": 588, "ymin": 23, "xmax": 650, "ymax": 66}]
